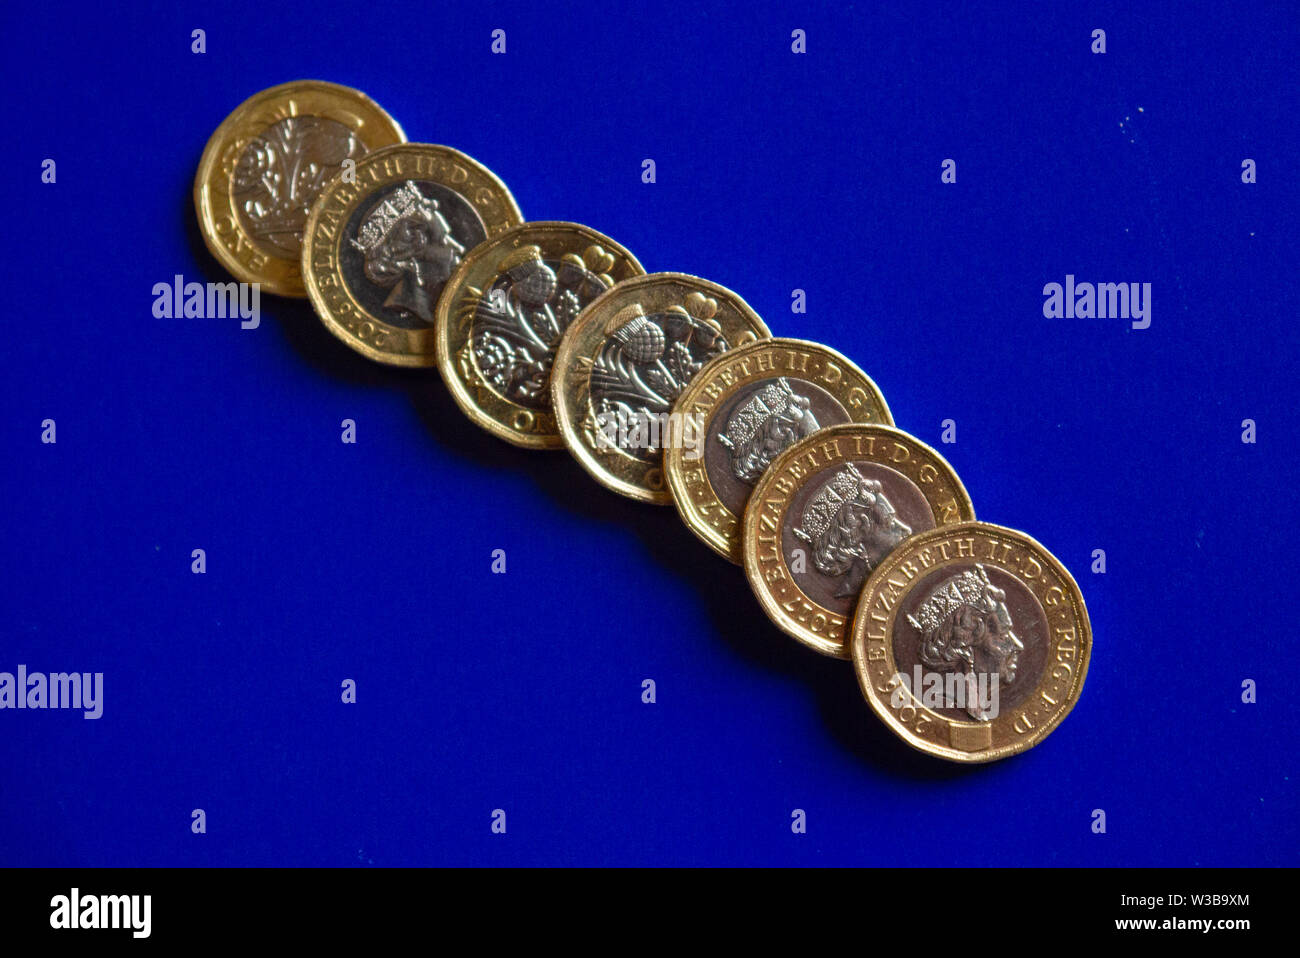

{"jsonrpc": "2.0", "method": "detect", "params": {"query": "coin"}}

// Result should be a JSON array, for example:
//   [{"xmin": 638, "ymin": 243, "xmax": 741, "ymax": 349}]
[
  {"xmin": 550, "ymin": 273, "xmax": 771, "ymax": 503},
  {"xmin": 743, "ymin": 423, "xmax": 974, "ymax": 658},
  {"xmin": 302, "ymin": 143, "xmax": 524, "ymax": 366},
  {"xmin": 849, "ymin": 521, "xmax": 1091, "ymax": 762},
  {"xmin": 665, "ymin": 338, "xmax": 893, "ymax": 563},
  {"xmin": 194, "ymin": 80, "xmax": 406, "ymax": 298},
  {"xmin": 435, "ymin": 223, "xmax": 645, "ymax": 448}
]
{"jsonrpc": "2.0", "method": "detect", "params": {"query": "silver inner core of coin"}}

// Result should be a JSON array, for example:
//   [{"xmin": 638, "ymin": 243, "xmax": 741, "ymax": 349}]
[
  {"xmin": 340, "ymin": 180, "xmax": 487, "ymax": 329},
  {"xmin": 233, "ymin": 116, "xmax": 368, "ymax": 257},
  {"xmin": 705, "ymin": 377, "xmax": 849, "ymax": 514},
  {"xmin": 473, "ymin": 257, "xmax": 610, "ymax": 410},
  {"xmin": 588, "ymin": 307, "xmax": 730, "ymax": 462},
  {"xmin": 892, "ymin": 562, "xmax": 1048, "ymax": 722},
  {"xmin": 782, "ymin": 461, "xmax": 935, "ymax": 614}
]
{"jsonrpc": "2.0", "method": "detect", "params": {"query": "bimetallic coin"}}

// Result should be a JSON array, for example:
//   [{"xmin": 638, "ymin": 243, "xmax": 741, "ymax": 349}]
[
  {"xmin": 436, "ymin": 223, "xmax": 645, "ymax": 448},
  {"xmin": 551, "ymin": 273, "xmax": 771, "ymax": 503},
  {"xmin": 302, "ymin": 143, "xmax": 524, "ymax": 366},
  {"xmin": 849, "ymin": 522, "xmax": 1091, "ymax": 762},
  {"xmin": 743, "ymin": 423, "xmax": 974, "ymax": 658},
  {"xmin": 665, "ymin": 338, "xmax": 893, "ymax": 563},
  {"xmin": 194, "ymin": 80, "xmax": 406, "ymax": 297}
]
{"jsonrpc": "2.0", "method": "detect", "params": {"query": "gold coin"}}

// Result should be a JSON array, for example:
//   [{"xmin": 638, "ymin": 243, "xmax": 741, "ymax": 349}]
[
  {"xmin": 849, "ymin": 521, "xmax": 1091, "ymax": 762},
  {"xmin": 550, "ymin": 273, "xmax": 771, "ymax": 503},
  {"xmin": 665, "ymin": 338, "xmax": 892, "ymax": 563},
  {"xmin": 743, "ymin": 423, "xmax": 974, "ymax": 658},
  {"xmin": 302, "ymin": 143, "xmax": 524, "ymax": 366},
  {"xmin": 435, "ymin": 223, "xmax": 645, "ymax": 448},
  {"xmin": 194, "ymin": 80, "xmax": 406, "ymax": 298}
]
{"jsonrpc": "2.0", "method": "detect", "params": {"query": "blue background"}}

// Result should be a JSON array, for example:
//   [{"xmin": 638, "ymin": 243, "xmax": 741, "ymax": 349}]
[{"xmin": 1, "ymin": 1, "xmax": 1295, "ymax": 867}]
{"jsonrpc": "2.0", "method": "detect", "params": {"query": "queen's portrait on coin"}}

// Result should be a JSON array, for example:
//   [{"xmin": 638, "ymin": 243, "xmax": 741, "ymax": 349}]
[
  {"xmin": 908, "ymin": 564, "xmax": 1025, "ymax": 721},
  {"xmin": 793, "ymin": 465, "xmax": 912, "ymax": 598},
  {"xmin": 351, "ymin": 181, "xmax": 466, "ymax": 324},
  {"xmin": 718, "ymin": 377, "xmax": 821, "ymax": 484}
]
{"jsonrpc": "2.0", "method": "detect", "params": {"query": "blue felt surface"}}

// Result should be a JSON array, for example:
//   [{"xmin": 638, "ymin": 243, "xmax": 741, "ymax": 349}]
[{"xmin": 1, "ymin": 0, "xmax": 1296, "ymax": 866}]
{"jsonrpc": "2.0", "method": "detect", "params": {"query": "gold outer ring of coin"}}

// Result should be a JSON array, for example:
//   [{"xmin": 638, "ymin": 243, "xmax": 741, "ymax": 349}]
[
  {"xmin": 742, "ymin": 422, "xmax": 975, "ymax": 659},
  {"xmin": 193, "ymin": 80, "xmax": 406, "ymax": 298},
  {"xmin": 849, "ymin": 521, "xmax": 1091, "ymax": 763},
  {"xmin": 435, "ymin": 222, "xmax": 645, "ymax": 449},
  {"xmin": 301, "ymin": 143, "xmax": 524, "ymax": 367},
  {"xmin": 551, "ymin": 273, "xmax": 772, "ymax": 504},
  {"xmin": 664, "ymin": 338, "xmax": 893, "ymax": 564}
]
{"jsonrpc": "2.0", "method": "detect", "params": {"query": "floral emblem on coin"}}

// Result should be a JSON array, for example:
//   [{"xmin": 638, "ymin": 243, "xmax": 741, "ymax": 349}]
[
  {"xmin": 588, "ymin": 292, "xmax": 730, "ymax": 461},
  {"xmin": 717, "ymin": 377, "xmax": 821, "ymax": 484},
  {"xmin": 232, "ymin": 116, "xmax": 366, "ymax": 256},
  {"xmin": 470, "ymin": 244, "xmax": 615, "ymax": 408},
  {"xmin": 793, "ymin": 464, "xmax": 912, "ymax": 598},
  {"xmin": 350, "ymin": 181, "xmax": 466, "ymax": 325},
  {"xmin": 907, "ymin": 564, "xmax": 1025, "ymax": 721}
]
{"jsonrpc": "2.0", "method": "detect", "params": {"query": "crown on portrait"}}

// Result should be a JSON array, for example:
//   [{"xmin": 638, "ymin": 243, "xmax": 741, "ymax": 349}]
[
  {"xmin": 718, "ymin": 378, "xmax": 797, "ymax": 450},
  {"xmin": 906, "ymin": 564, "xmax": 997, "ymax": 635},
  {"xmin": 350, "ymin": 181, "xmax": 435, "ymax": 253},
  {"xmin": 793, "ymin": 464, "xmax": 872, "ymax": 543}
]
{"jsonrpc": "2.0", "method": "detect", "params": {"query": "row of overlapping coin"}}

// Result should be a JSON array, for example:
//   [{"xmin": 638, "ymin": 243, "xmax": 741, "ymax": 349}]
[{"xmin": 195, "ymin": 80, "xmax": 1090, "ymax": 762}]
